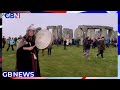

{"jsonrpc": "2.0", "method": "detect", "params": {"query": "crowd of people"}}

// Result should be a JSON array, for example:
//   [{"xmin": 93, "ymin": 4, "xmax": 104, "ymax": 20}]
[
  {"xmin": 2, "ymin": 35, "xmax": 22, "ymax": 51},
  {"xmin": 47, "ymin": 36, "xmax": 117, "ymax": 60},
  {"xmin": 2, "ymin": 35, "xmax": 117, "ymax": 54},
  {"xmin": 2, "ymin": 35, "xmax": 117, "ymax": 60},
  {"xmin": 2, "ymin": 30, "xmax": 118, "ymax": 77},
  {"xmin": 63, "ymin": 36, "xmax": 117, "ymax": 59},
  {"xmin": 83, "ymin": 37, "xmax": 105, "ymax": 59},
  {"xmin": 52, "ymin": 36, "xmax": 117, "ymax": 48}
]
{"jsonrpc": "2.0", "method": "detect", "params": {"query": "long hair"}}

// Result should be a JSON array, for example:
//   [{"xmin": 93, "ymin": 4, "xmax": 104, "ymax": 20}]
[
  {"xmin": 23, "ymin": 29, "xmax": 36, "ymax": 42},
  {"xmin": 17, "ymin": 30, "xmax": 36, "ymax": 50}
]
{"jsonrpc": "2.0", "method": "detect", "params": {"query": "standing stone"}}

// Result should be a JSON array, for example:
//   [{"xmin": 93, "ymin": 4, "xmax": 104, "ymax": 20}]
[
  {"xmin": 99, "ymin": 29, "xmax": 102, "ymax": 38},
  {"xmin": 94, "ymin": 29, "xmax": 98, "ymax": 38},
  {"xmin": 47, "ymin": 26, "xmax": 57, "ymax": 40},
  {"xmin": 111, "ymin": 31, "xmax": 117, "ymax": 41},
  {"xmin": 69, "ymin": 29, "xmax": 73, "ymax": 39},
  {"xmin": 74, "ymin": 28, "xmax": 83, "ymax": 45},
  {"xmin": 114, "ymin": 31, "xmax": 118, "ymax": 39},
  {"xmin": 108, "ymin": 29, "xmax": 113, "ymax": 39},
  {"xmin": 87, "ymin": 29, "xmax": 91, "ymax": 38},
  {"xmin": 95, "ymin": 29, "xmax": 101, "ymax": 38},
  {"xmin": 111, "ymin": 31, "xmax": 115, "ymax": 40},
  {"xmin": 63, "ymin": 28, "xmax": 73, "ymax": 40},
  {"xmin": 101, "ymin": 29, "xmax": 108, "ymax": 37},
  {"xmin": 54, "ymin": 28, "xmax": 58, "ymax": 39},
  {"xmin": 63, "ymin": 28, "xmax": 68, "ymax": 40},
  {"xmin": 82, "ymin": 27, "xmax": 88, "ymax": 38},
  {"xmin": 74, "ymin": 28, "xmax": 83, "ymax": 38},
  {"xmin": 87, "ymin": 29, "xmax": 95, "ymax": 39},
  {"xmin": 91, "ymin": 29, "xmax": 95, "ymax": 39},
  {"xmin": 57, "ymin": 25, "xmax": 62, "ymax": 39}
]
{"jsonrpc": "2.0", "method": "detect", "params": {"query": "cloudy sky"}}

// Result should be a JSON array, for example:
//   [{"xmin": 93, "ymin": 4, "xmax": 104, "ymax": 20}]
[{"xmin": 2, "ymin": 13, "xmax": 118, "ymax": 38}]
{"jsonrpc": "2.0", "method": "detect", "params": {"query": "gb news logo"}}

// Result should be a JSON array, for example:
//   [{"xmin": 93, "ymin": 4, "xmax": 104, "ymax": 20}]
[
  {"xmin": 2, "ymin": 13, "xmax": 20, "ymax": 18},
  {"xmin": 2, "ymin": 71, "xmax": 35, "ymax": 77}
]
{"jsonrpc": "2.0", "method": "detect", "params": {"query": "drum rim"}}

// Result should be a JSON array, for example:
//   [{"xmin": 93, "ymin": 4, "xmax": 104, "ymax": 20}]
[{"xmin": 35, "ymin": 29, "xmax": 53, "ymax": 49}]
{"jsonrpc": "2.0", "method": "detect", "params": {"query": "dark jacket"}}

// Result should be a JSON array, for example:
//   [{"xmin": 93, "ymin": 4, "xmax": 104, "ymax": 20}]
[
  {"xmin": 85, "ymin": 39, "xmax": 91, "ymax": 50},
  {"xmin": 98, "ymin": 40, "xmax": 105, "ymax": 50}
]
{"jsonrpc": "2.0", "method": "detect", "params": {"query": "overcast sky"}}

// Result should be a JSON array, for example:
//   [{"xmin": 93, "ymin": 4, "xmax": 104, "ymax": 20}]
[{"xmin": 2, "ymin": 13, "xmax": 118, "ymax": 38}]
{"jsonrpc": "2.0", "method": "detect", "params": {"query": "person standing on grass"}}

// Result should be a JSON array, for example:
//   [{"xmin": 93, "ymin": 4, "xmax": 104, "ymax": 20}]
[
  {"xmin": 48, "ymin": 45, "xmax": 52, "ymax": 55},
  {"xmin": 114, "ymin": 38, "xmax": 117, "ymax": 47},
  {"xmin": 76, "ymin": 38, "xmax": 80, "ymax": 47},
  {"xmin": 64, "ymin": 40, "xmax": 67, "ymax": 50},
  {"xmin": 83, "ymin": 37, "xmax": 87, "ymax": 55},
  {"xmin": 96, "ymin": 37, "xmax": 105, "ymax": 58},
  {"xmin": 96, "ymin": 38, "xmax": 100, "ymax": 52},
  {"xmin": 2, "ymin": 36, "xmax": 6, "ymax": 48},
  {"xmin": 111, "ymin": 39, "xmax": 114, "ymax": 47},
  {"xmin": 92, "ymin": 38, "xmax": 97, "ymax": 49},
  {"xmin": 14, "ymin": 37, "xmax": 18, "ymax": 46},
  {"xmin": 6, "ymin": 37, "xmax": 14, "ymax": 51},
  {"xmin": 84, "ymin": 37, "xmax": 91, "ymax": 60},
  {"xmin": 105, "ymin": 36, "xmax": 110, "ymax": 48}
]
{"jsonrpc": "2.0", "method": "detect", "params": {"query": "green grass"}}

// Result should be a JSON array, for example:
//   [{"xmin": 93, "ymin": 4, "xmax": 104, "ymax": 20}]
[{"xmin": 2, "ymin": 44, "xmax": 117, "ymax": 77}]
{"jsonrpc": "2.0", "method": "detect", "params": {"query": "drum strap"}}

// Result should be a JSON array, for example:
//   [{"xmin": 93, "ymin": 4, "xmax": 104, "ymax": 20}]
[
  {"xmin": 32, "ymin": 54, "xmax": 37, "ymax": 72},
  {"xmin": 33, "ymin": 53, "xmax": 37, "ymax": 59}
]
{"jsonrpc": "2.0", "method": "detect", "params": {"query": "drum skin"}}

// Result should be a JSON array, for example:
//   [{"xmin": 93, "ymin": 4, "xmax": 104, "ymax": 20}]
[{"xmin": 35, "ymin": 29, "xmax": 53, "ymax": 49}]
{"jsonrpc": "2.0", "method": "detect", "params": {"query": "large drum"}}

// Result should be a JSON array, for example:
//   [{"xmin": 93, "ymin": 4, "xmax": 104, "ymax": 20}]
[{"xmin": 35, "ymin": 29, "xmax": 53, "ymax": 49}]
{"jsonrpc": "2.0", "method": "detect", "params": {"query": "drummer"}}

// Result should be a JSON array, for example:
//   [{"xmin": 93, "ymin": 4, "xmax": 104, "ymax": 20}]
[
  {"xmin": 16, "ymin": 26, "xmax": 40, "ymax": 77},
  {"xmin": 48, "ymin": 45, "xmax": 52, "ymax": 55}
]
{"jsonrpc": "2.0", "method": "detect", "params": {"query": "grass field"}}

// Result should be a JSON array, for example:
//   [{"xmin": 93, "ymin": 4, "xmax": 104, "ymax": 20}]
[{"xmin": 2, "ymin": 44, "xmax": 117, "ymax": 77}]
